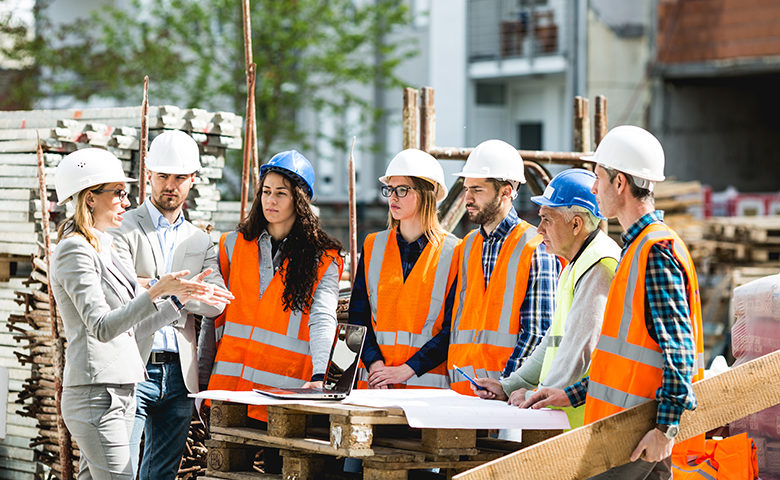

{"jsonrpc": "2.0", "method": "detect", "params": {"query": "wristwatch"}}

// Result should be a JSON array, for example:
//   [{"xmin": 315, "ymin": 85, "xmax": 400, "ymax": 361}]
[{"xmin": 655, "ymin": 423, "xmax": 679, "ymax": 440}]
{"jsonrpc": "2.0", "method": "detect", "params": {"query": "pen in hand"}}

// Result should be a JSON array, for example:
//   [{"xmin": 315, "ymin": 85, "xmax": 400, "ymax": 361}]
[{"xmin": 453, "ymin": 364, "xmax": 487, "ymax": 391}]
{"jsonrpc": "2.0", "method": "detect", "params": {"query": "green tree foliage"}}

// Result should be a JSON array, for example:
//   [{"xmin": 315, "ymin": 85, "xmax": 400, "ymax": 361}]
[{"xmin": 2, "ymin": 0, "xmax": 415, "ymax": 165}]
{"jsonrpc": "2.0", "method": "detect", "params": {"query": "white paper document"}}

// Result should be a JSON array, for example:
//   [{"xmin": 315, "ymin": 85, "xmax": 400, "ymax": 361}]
[
  {"xmin": 343, "ymin": 389, "xmax": 570, "ymax": 430},
  {"xmin": 192, "ymin": 389, "xmax": 569, "ymax": 431}
]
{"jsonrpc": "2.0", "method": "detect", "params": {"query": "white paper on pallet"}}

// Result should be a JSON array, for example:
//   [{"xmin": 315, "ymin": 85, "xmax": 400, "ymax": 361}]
[{"xmin": 192, "ymin": 389, "xmax": 570, "ymax": 431}]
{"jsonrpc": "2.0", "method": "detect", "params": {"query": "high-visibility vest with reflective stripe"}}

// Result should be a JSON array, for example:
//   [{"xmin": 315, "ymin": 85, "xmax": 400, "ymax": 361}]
[
  {"xmin": 584, "ymin": 222, "xmax": 705, "ymax": 453},
  {"xmin": 447, "ymin": 221, "xmax": 543, "ymax": 395},
  {"xmin": 671, "ymin": 433, "xmax": 758, "ymax": 480},
  {"xmin": 356, "ymin": 229, "xmax": 459, "ymax": 389},
  {"xmin": 208, "ymin": 230, "xmax": 343, "ymax": 421},
  {"xmin": 538, "ymin": 230, "xmax": 620, "ymax": 428}
]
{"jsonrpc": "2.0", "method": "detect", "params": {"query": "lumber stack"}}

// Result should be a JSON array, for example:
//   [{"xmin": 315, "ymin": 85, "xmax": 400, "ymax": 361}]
[
  {"xmin": 702, "ymin": 215, "xmax": 780, "ymax": 264},
  {"xmin": 0, "ymin": 105, "xmax": 242, "ymax": 479},
  {"xmin": 606, "ymin": 180, "xmax": 704, "ymax": 251}
]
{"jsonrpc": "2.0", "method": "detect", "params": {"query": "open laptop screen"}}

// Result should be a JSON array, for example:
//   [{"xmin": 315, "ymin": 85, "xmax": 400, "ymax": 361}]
[{"xmin": 324, "ymin": 323, "xmax": 365, "ymax": 393}]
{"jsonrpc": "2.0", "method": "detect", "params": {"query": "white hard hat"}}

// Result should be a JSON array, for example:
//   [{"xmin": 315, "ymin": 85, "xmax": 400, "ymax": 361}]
[
  {"xmin": 454, "ymin": 139, "xmax": 526, "ymax": 184},
  {"xmin": 581, "ymin": 125, "xmax": 665, "ymax": 187},
  {"xmin": 55, "ymin": 148, "xmax": 136, "ymax": 205},
  {"xmin": 147, "ymin": 130, "xmax": 201, "ymax": 174},
  {"xmin": 379, "ymin": 149, "xmax": 448, "ymax": 201}
]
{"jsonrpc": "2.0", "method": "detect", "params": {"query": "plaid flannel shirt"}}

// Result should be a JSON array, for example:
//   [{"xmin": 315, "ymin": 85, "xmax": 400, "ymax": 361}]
[
  {"xmin": 480, "ymin": 209, "xmax": 560, "ymax": 377},
  {"xmin": 565, "ymin": 211, "xmax": 697, "ymax": 426}
]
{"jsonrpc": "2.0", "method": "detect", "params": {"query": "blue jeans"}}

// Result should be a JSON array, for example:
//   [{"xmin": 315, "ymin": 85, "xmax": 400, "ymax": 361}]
[{"xmin": 130, "ymin": 360, "xmax": 193, "ymax": 480}]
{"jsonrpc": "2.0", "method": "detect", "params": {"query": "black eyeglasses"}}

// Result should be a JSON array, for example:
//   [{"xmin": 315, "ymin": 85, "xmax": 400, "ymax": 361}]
[
  {"xmin": 94, "ymin": 188, "xmax": 129, "ymax": 201},
  {"xmin": 381, "ymin": 185, "xmax": 416, "ymax": 198}
]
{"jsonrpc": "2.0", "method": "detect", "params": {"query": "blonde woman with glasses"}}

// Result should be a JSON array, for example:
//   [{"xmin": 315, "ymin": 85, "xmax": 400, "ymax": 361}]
[
  {"xmin": 349, "ymin": 149, "xmax": 460, "ymax": 389},
  {"xmin": 51, "ymin": 148, "xmax": 232, "ymax": 480}
]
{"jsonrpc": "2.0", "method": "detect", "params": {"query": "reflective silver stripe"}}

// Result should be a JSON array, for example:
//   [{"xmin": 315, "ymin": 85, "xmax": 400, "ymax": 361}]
[
  {"xmin": 223, "ymin": 322, "xmax": 253, "ymax": 339},
  {"xmin": 596, "ymin": 335, "xmax": 664, "ymax": 369},
  {"xmin": 393, "ymin": 331, "xmax": 446, "ymax": 349},
  {"xmin": 221, "ymin": 321, "xmax": 311, "ymax": 354},
  {"xmin": 450, "ymin": 329, "xmax": 519, "ymax": 349},
  {"xmin": 213, "ymin": 360, "xmax": 243, "ymax": 377},
  {"xmin": 497, "ymin": 226, "xmax": 538, "ymax": 333},
  {"xmin": 452, "ymin": 232, "xmax": 477, "ymax": 333},
  {"xmin": 241, "ymin": 366, "xmax": 306, "ymax": 388},
  {"xmin": 250, "ymin": 327, "xmax": 310, "ymax": 355},
  {"xmin": 222, "ymin": 231, "xmax": 239, "ymax": 289},
  {"xmin": 672, "ymin": 461, "xmax": 717, "ymax": 480},
  {"xmin": 588, "ymin": 379, "xmax": 654, "ymax": 410},
  {"xmin": 597, "ymin": 228, "xmax": 673, "ymax": 369},
  {"xmin": 357, "ymin": 368, "xmax": 449, "ymax": 388},
  {"xmin": 286, "ymin": 310, "xmax": 303, "ymax": 338},
  {"xmin": 548, "ymin": 335, "xmax": 563, "ymax": 348},
  {"xmin": 212, "ymin": 361, "xmax": 308, "ymax": 389},
  {"xmin": 697, "ymin": 354, "xmax": 706, "ymax": 371},
  {"xmin": 215, "ymin": 324, "xmax": 224, "ymax": 342},
  {"xmin": 406, "ymin": 373, "xmax": 450, "ymax": 389},
  {"xmin": 421, "ymin": 234, "xmax": 459, "ymax": 337},
  {"xmin": 374, "ymin": 331, "xmax": 396, "ymax": 346},
  {"xmin": 366, "ymin": 230, "xmax": 391, "ymax": 325},
  {"xmin": 448, "ymin": 363, "xmax": 502, "ymax": 382}
]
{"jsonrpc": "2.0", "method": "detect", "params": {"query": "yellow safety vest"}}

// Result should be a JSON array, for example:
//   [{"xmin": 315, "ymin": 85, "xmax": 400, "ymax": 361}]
[{"xmin": 538, "ymin": 230, "xmax": 619, "ymax": 428}]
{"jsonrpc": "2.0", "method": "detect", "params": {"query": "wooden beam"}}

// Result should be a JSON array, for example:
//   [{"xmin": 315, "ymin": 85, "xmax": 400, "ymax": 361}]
[
  {"xmin": 420, "ymin": 86, "xmax": 435, "ymax": 152},
  {"xmin": 594, "ymin": 95, "xmax": 608, "ymax": 147},
  {"xmin": 455, "ymin": 349, "xmax": 780, "ymax": 480},
  {"xmin": 138, "ymin": 76, "xmax": 149, "ymax": 204},
  {"xmin": 402, "ymin": 88, "xmax": 419, "ymax": 150},
  {"xmin": 573, "ymin": 96, "xmax": 591, "ymax": 153}
]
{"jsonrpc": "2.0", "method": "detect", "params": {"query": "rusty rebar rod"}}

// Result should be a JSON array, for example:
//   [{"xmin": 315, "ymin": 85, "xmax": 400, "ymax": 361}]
[
  {"xmin": 348, "ymin": 137, "xmax": 357, "ymax": 286},
  {"xmin": 427, "ymin": 146, "xmax": 592, "ymax": 164},
  {"xmin": 138, "ymin": 76, "xmax": 149, "ymax": 204},
  {"xmin": 36, "ymin": 135, "xmax": 73, "ymax": 480}
]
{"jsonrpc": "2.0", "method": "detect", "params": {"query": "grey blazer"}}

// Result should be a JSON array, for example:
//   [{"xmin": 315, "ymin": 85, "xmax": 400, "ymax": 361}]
[
  {"xmin": 110, "ymin": 205, "xmax": 226, "ymax": 393},
  {"xmin": 51, "ymin": 235, "xmax": 180, "ymax": 387}
]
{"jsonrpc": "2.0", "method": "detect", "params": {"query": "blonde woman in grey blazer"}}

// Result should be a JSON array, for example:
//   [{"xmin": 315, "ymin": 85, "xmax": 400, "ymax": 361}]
[{"xmin": 51, "ymin": 148, "xmax": 232, "ymax": 480}]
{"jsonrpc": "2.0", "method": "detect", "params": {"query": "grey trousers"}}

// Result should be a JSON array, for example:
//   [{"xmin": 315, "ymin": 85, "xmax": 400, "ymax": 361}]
[
  {"xmin": 61, "ymin": 384, "xmax": 137, "ymax": 480},
  {"xmin": 588, "ymin": 457, "xmax": 672, "ymax": 480}
]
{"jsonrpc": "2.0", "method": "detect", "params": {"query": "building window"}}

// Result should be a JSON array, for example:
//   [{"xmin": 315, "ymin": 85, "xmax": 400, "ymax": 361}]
[
  {"xmin": 475, "ymin": 83, "xmax": 506, "ymax": 106},
  {"xmin": 517, "ymin": 122, "xmax": 543, "ymax": 150}
]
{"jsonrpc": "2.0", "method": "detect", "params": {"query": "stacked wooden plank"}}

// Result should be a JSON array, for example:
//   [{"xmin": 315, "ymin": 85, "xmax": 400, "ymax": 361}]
[
  {"xmin": 703, "ymin": 216, "xmax": 780, "ymax": 264},
  {"xmin": 0, "ymin": 105, "xmax": 242, "ymax": 479},
  {"xmin": 606, "ymin": 180, "xmax": 705, "ymax": 254}
]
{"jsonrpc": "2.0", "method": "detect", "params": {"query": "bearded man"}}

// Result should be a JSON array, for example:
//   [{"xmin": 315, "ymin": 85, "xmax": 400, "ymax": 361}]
[{"xmin": 446, "ymin": 139, "xmax": 560, "ymax": 396}]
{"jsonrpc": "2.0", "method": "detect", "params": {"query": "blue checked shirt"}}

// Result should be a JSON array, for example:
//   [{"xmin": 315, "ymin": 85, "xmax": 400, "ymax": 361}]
[
  {"xmin": 480, "ymin": 209, "xmax": 560, "ymax": 378},
  {"xmin": 348, "ymin": 232, "xmax": 455, "ymax": 376},
  {"xmin": 565, "ymin": 211, "xmax": 697, "ymax": 426},
  {"xmin": 146, "ymin": 200, "xmax": 184, "ymax": 353}
]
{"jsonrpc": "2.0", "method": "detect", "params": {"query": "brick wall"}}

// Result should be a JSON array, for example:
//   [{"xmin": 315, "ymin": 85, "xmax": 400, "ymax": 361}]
[{"xmin": 657, "ymin": 0, "xmax": 780, "ymax": 63}]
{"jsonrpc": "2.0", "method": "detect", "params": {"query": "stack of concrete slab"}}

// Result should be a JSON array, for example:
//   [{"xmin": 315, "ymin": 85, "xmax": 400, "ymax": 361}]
[{"xmin": 0, "ymin": 105, "xmax": 242, "ymax": 480}]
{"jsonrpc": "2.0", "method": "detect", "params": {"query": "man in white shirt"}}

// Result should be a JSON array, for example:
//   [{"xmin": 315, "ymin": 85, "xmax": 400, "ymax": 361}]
[{"xmin": 111, "ymin": 130, "xmax": 227, "ymax": 480}]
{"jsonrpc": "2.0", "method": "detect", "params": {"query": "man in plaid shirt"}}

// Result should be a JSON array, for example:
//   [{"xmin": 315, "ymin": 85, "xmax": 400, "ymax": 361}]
[
  {"xmin": 521, "ymin": 126, "xmax": 703, "ymax": 480},
  {"xmin": 446, "ymin": 139, "xmax": 559, "ymax": 396}
]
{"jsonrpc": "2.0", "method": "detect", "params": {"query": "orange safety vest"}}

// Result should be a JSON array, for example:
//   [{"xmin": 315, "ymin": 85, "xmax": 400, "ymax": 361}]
[
  {"xmin": 207, "ymin": 231, "xmax": 343, "ymax": 421},
  {"xmin": 585, "ymin": 222, "xmax": 705, "ymax": 454},
  {"xmin": 356, "ymin": 229, "xmax": 459, "ymax": 389},
  {"xmin": 447, "ymin": 221, "xmax": 543, "ymax": 395},
  {"xmin": 671, "ymin": 433, "xmax": 758, "ymax": 480}
]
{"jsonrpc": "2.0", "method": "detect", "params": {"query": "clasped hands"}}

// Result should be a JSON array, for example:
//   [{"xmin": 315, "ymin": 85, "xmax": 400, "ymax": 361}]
[{"xmin": 145, "ymin": 268, "xmax": 234, "ymax": 307}]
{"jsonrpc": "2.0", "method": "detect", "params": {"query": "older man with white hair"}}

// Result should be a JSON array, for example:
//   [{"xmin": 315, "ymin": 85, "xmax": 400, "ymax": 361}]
[{"xmin": 473, "ymin": 169, "xmax": 620, "ymax": 429}]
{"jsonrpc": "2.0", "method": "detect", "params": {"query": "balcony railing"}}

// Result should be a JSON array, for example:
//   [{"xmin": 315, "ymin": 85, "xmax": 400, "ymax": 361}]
[{"xmin": 468, "ymin": 0, "xmax": 567, "ymax": 62}]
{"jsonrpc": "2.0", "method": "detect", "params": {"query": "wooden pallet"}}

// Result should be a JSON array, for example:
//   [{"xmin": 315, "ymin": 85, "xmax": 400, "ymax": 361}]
[{"xmin": 204, "ymin": 401, "xmax": 560, "ymax": 480}]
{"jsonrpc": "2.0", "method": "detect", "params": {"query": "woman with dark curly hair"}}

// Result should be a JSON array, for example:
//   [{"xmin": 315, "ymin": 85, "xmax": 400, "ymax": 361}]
[{"xmin": 206, "ymin": 150, "xmax": 343, "ymax": 423}]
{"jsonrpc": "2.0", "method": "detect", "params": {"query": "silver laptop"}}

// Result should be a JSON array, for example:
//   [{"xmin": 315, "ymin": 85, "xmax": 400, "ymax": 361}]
[{"xmin": 254, "ymin": 323, "xmax": 366, "ymax": 400}]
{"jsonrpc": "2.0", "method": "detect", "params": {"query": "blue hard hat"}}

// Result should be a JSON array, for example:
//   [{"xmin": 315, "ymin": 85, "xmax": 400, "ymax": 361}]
[
  {"xmin": 260, "ymin": 150, "xmax": 315, "ymax": 198},
  {"xmin": 530, "ymin": 169, "xmax": 606, "ymax": 220}
]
